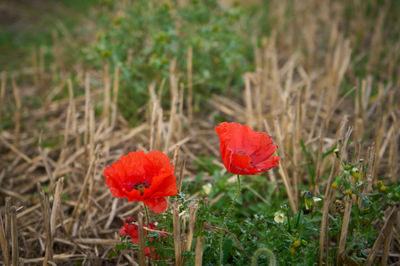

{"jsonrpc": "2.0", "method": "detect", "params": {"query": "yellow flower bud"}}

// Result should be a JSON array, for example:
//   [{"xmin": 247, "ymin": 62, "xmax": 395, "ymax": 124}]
[
  {"xmin": 380, "ymin": 185, "xmax": 387, "ymax": 192},
  {"xmin": 352, "ymin": 172, "xmax": 359, "ymax": 179},
  {"xmin": 293, "ymin": 240, "xmax": 301, "ymax": 247},
  {"xmin": 289, "ymin": 247, "xmax": 296, "ymax": 254},
  {"xmin": 331, "ymin": 183, "xmax": 338, "ymax": 189}
]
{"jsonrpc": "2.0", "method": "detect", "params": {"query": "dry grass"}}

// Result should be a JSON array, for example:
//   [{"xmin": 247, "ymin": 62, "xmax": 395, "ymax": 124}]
[{"xmin": 1, "ymin": 0, "xmax": 400, "ymax": 265}]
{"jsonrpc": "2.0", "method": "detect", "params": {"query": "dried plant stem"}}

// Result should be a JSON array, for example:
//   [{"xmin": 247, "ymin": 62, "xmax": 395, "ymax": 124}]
[
  {"xmin": 195, "ymin": 236, "xmax": 205, "ymax": 266},
  {"xmin": 0, "ymin": 214, "xmax": 10, "ymax": 266},
  {"xmin": 143, "ymin": 204, "xmax": 150, "ymax": 225},
  {"xmin": 37, "ymin": 183, "xmax": 53, "ymax": 265},
  {"xmin": 336, "ymin": 194, "xmax": 352, "ymax": 264},
  {"xmin": 187, "ymin": 46, "xmax": 193, "ymax": 124},
  {"xmin": 173, "ymin": 201, "xmax": 183, "ymax": 266},
  {"xmin": 50, "ymin": 178, "xmax": 64, "ymax": 236},
  {"xmin": 318, "ymin": 157, "xmax": 336, "ymax": 266},
  {"xmin": 0, "ymin": 71, "xmax": 6, "ymax": 124},
  {"xmin": 10, "ymin": 207, "xmax": 18, "ymax": 266},
  {"xmin": 11, "ymin": 77, "xmax": 21, "ymax": 149},
  {"xmin": 364, "ymin": 206, "xmax": 398, "ymax": 266}
]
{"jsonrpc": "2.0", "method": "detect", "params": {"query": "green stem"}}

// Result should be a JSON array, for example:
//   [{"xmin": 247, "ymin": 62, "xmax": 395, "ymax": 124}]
[
  {"xmin": 295, "ymin": 200, "xmax": 303, "ymax": 228},
  {"xmin": 251, "ymin": 247, "xmax": 277, "ymax": 266},
  {"xmin": 226, "ymin": 174, "xmax": 241, "ymax": 219},
  {"xmin": 144, "ymin": 204, "xmax": 150, "ymax": 225},
  {"xmin": 286, "ymin": 209, "xmax": 291, "ymax": 233},
  {"xmin": 143, "ymin": 204, "xmax": 155, "ymax": 265},
  {"xmin": 219, "ymin": 174, "xmax": 241, "ymax": 265}
]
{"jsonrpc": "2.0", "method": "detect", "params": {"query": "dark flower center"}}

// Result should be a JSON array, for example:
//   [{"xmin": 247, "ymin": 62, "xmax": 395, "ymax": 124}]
[{"xmin": 132, "ymin": 181, "xmax": 151, "ymax": 195}]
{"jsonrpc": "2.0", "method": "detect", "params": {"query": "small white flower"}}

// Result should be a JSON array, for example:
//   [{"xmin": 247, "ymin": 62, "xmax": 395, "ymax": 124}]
[
  {"xmin": 202, "ymin": 183, "xmax": 212, "ymax": 195},
  {"xmin": 274, "ymin": 211, "xmax": 285, "ymax": 224},
  {"xmin": 313, "ymin": 197, "xmax": 322, "ymax": 202}
]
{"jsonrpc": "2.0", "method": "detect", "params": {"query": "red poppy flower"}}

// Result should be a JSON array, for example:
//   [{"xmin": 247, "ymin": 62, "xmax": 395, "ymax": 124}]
[
  {"xmin": 120, "ymin": 218, "xmax": 167, "ymax": 259},
  {"xmin": 103, "ymin": 151, "xmax": 177, "ymax": 213},
  {"xmin": 214, "ymin": 122, "xmax": 279, "ymax": 175}
]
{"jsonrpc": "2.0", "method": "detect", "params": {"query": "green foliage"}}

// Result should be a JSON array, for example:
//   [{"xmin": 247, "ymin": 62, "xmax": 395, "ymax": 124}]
[{"xmin": 86, "ymin": 0, "xmax": 253, "ymax": 118}]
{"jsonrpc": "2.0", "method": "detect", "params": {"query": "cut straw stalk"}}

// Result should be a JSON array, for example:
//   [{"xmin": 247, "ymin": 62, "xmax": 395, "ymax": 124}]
[
  {"xmin": 173, "ymin": 201, "xmax": 183, "ymax": 266},
  {"xmin": 10, "ymin": 206, "xmax": 18, "ymax": 266},
  {"xmin": 11, "ymin": 77, "xmax": 21, "ymax": 149},
  {"xmin": 364, "ymin": 206, "xmax": 398, "ymax": 266},
  {"xmin": 0, "ymin": 71, "xmax": 6, "ymax": 124},
  {"xmin": 336, "ymin": 194, "xmax": 352, "ymax": 264},
  {"xmin": 0, "ymin": 214, "xmax": 10, "ymax": 266},
  {"xmin": 187, "ymin": 46, "xmax": 193, "ymax": 123},
  {"xmin": 185, "ymin": 202, "xmax": 199, "ymax": 252},
  {"xmin": 37, "ymin": 183, "xmax": 53, "ymax": 265},
  {"xmin": 195, "ymin": 236, "xmax": 205, "ymax": 266},
  {"xmin": 165, "ymin": 59, "xmax": 179, "ymax": 154},
  {"xmin": 50, "ymin": 178, "xmax": 64, "ymax": 236}
]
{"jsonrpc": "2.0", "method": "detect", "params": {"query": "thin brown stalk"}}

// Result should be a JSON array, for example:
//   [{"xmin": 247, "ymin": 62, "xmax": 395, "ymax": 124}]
[
  {"xmin": 67, "ymin": 145, "xmax": 98, "ymax": 235},
  {"xmin": 5, "ymin": 197, "xmax": 11, "ymax": 241},
  {"xmin": 50, "ymin": 178, "xmax": 64, "ymax": 236},
  {"xmin": 0, "ymin": 214, "xmax": 10, "ymax": 266},
  {"xmin": 336, "ymin": 195, "xmax": 352, "ymax": 264},
  {"xmin": 104, "ymin": 198, "xmax": 118, "ymax": 230},
  {"xmin": 111, "ymin": 66, "xmax": 120, "ymax": 129},
  {"xmin": 37, "ymin": 183, "xmax": 53, "ymax": 265},
  {"xmin": 364, "ymin": 206, "xmax": 398, "ymax": 266},
  {"xmin": 165, "ymin": 59, "xmax": 179, "ymax": 153},
  {"xmin": 273, "ymin": 119, "xmax": 297, "ymax": 211},
  {"xmin": 244, "ymin": 73, "xmax": 255, "ymax": 128},
  {"xmin": 173, "ymin": 201, "xmax": 183, "ymax": 266},
  {"xmin": 39, "ymin": 132, "xmax": 54, "ymax": 188},
  {"xmin": 186, "ymin": 202, "xmax": 199, "ymax": 252},
  {"xmin": 381, "ymin": 226, "xmax": 393, "ymax": 266},
  {"xmin": 318, "ymin": 157, "xmax": 336, "ymax": 266},
  {"xmin": 67, "ymin": 79, "xmax": 79, "ymax": 152},
  {"xmin": 0, "ymin": 71, "xmax": 6, "ymax": 124},
  {"xmin": 10, "ymin": 206, "xmax": 18, "ymax": 266},
  {"xmin": 177, "ymin": 158, "xmax": 186, "ymax": 192},
  {"xmin": 149, "ymin": 82, "xmax": 158, "ymax": 151},
  {"xmin": 195, "ymin": 236, "xmax": 205, "ymax": 266},
  {"xmin": 187, "ymin": 46, "xmax": 193, "ymax": 124},
  {"xmin": 39, "ymin": 46, "xmax": 45, "ymax": 85},
  {"xmin": 84, "ymin": 73, "xmax": 91, "ymax": 169},
  {"xmin": 0, "ymin": 135, "xmax": 33, "ymax": 164},
  {"xmin": 33, "ymin": 48, "xmax": 39, "ymax": 88},
  {"xmin": 11, "ymin": 77, "xmax": 21, "ymax": 148}
]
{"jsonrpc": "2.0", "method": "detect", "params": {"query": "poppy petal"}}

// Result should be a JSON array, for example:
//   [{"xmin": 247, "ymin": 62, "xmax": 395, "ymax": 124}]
[
  {"xmin": 230, "ymin": 153, "xmax": 259, "ymax": 175},
  {"xmin": 215, "ymin": 122, "xmax": 279, "ymax": 175},
  {"xmin": 144, "ymin": 197, "xmax": 168, "ymax": 213},
  {"xmin": 254, "ymin": 156, "xmax": 280, "ymax": 171}
]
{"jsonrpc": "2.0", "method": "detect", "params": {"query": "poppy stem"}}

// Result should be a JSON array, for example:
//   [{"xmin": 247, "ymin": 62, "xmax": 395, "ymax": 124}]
[
  {"xmin": 143, "ymin": 204, "xmax": 150, "ymax": 225},
  {"xmin": 219, "ymin": 174, "xmax": 241, "ymax": 264},
  {"xmin": 143, "ymin": 204, "xmax": 156, "ymax": 265},
  {"xmin": 226, "ymin": 174, "xmax": 241, "ymax": 219}
]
